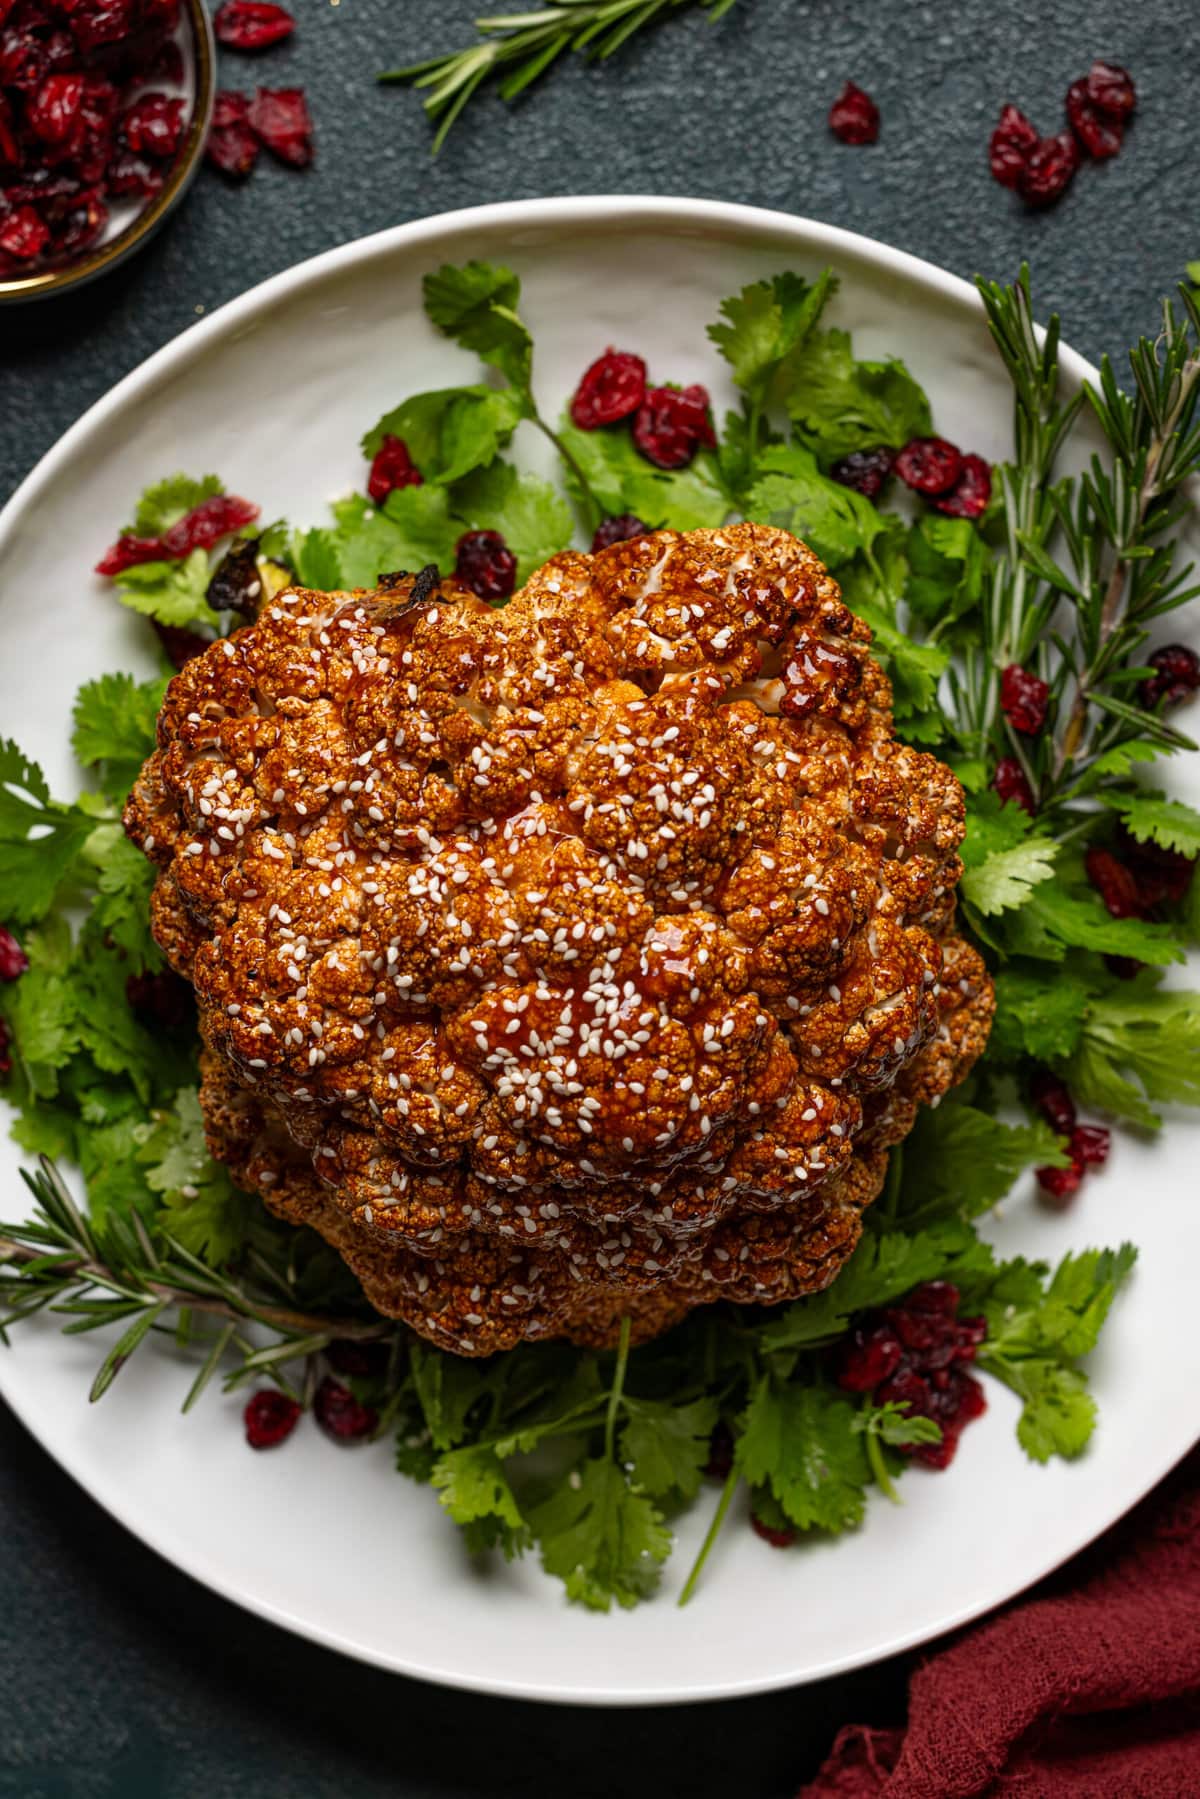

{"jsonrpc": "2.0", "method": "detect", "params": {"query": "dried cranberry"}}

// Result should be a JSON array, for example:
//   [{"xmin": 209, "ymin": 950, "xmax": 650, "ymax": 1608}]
[
  {"xmin": 992, "ymin": 756, "xmax": 1035, "ymax": 813},
  {"xmin": 313, "ymin": 1374, "xmax": 377, "ymax": 1442},
  {"xmin": 1104, "ymin": 954, "xmax": 1143, "ymax": 981},
  {"xmin": 1000, "ymin": 663, "xmax": 1050, "ymax": 735},
  {"xmin": 0, "ymin": 203, "xmax": 49, "ymax": 258},
  {"xmin": 894, "ymin": 437, "xmax": 963, "ymax": 497},
  {"xmin": 933, "ymin": 453, "xmax": 991, "ymax": 520},
  {"xmin": 125, "ymin": 969, "xmax": 192, "ymax": 1028},
  {"xmin": 153, "ymin": 621, "xmax": 209, "ymax": 668},
  {"xmin": 27, "ymin": 72, "xmax": 84, "ymax": 145},
  {"xmin": 71, "ymin": 0, "xmax": 135, "ymax": 54},
  {"xmin": 1037, "ymin": 1159, "xmax": 1084, "ymax": 1207},
  {"xmin": 121, "ymin": 92, "xmax": 185, "ymax": 159},
  {"xmin": 0, "ymin": 927, "xmax": 28, "ymax": 980},
  {"xmin": 105, "ymin": 150, "xmax": 163, "ymax": 197},
  {"xmin": 1085, "ymin": 845, "xmax": 1144, "ymax": 919},
  {"xmin": 161, "ymin": 493, "xmax": 260, "ymax": 557},
  {"xmin": 915, "ymin": 1373, "xmax": 986, "ymax": 1470},
  {"xmin": 828, "ymin": 81, "xmax": 879, "ymax": 145},
  {"xmin": 1139, "ymin": 643, "xmax": 1200, "ymax": 710},
  {"xmin": 591, "ymin": 513, "xmax": 649, "ymax": 552},
  {"xmin": 1018, "ymin": 131, "xmax": 1080, "ymax": 208},
  {"xmin": 213, "ymin": 0, "xmax": 294, "ymax": 49},
  {"xmin": 212, "ymin": 90, "xmax": 251, "ymax": 129},
  {"xmin": 206, "ymin": 113, "xmax": 258, "ymax": 178},
  {"xmin": 750, "ymin": 1512, "xmax": 797, "ymax": 1548},
  {"xmin": 989, "ymin": 103, "xmax": 1039, "ymax": 188},
  {"xmin": 1071, "ymin": 1123, "xmax": 1111, "ymax": 1168},
  {"xmin": 247, "ymin": 85, "xmax": 312, "ymax": 167},
  {"xmin": 244, "ymin": 1388, "xmax": 301, "ymax": 1449},
  {"xmin": 0, "ymin": 27, "xmax": 46, "ymax": 91},
  {"xmin": 830, "ymin": 446, "xmax": 895, "ymax": 501},
  {"xmin": 325, "ymin": 1338, "xmax": 389, "ymax": 1377},
  {"xmin": 1115, "ymin": 828, "xmax": 1196, "ymax": 910},
  {"xmin": 367, "ymin": 433, "xmax": 423, "ymax": 506},
  {"xmin": 0, "ymin": 93, "xmax": 18, "ymax": 168},
  {"xmin": 0, "ymin": 1017, "xmax": 11, "ymax": 1080},
  {"xmin": 1029, "ymin": 1070, "xmax": 1076, "ymax": 1138},
  {"xmin": 632, "ymin": 383, "xmax": 716, "ymax": 470},
  {"xmin": 837, "ymin": 1283, "xmax": 988, "ymax": 1471},
  {"xmin": 569, "ymin": 349, "xmax": 647, "ymax": 429},
  {"xmin": 1065, "ymin": 77, "xmax": 1123, "ymax": 159},
  {"xmin": 94, "ymin": 532, "xmax": 164, "ymax": 576},
  {"xmin": 1086, "ymin": 59, "xmax": 1136, "ymax": 119},
  {"xmin": 455, "ymin": 529, "xmax": 517, "ymax": 602},
  {"xmin": 54, "ymin": 186, "xmax": 106, "ymax": 253},
  {"xmin": 837, "ymin": 1321, "xmax": 903, "ymax": 1391},
  {"xmin": 703, "ymin": 1420, "xmax": 734, "ymax": 1479}
]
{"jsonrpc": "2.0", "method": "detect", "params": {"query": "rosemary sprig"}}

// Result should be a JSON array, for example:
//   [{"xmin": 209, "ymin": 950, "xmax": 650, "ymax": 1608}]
[
  {"xmin": 382, "ymin": 0, "xmax": 742, "ymax": 152},
  {"xmin": 0, "ymin": 1159, "xmax": 393, "ymax": 1405}
]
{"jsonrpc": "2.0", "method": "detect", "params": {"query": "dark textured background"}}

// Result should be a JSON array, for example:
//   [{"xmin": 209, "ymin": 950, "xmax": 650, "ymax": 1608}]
[{"xmin": 0, "ymin": 0, "xmax": 1194, "ymax": 1792}]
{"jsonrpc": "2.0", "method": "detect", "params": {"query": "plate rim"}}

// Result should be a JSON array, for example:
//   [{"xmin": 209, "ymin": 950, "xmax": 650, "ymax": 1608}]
[{"xmin": 0, "ymin": 195, "xmax": 1189, "ymax": 1707}]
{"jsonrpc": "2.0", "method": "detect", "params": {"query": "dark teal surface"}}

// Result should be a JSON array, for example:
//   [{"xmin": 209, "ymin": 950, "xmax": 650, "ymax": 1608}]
[{"xmin": 0, "ymin": 0, "xmax": 1192, "ymax": 1791}]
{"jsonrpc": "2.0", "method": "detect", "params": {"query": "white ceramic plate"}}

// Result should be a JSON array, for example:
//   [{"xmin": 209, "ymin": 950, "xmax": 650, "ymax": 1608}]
[{"xmin": 1, "ymin": 199, "xmax": 1198, "ymax": 1707}]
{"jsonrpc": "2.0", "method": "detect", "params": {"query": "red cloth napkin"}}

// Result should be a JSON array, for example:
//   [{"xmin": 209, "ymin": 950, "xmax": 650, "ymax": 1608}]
[{"xmin": 800, "ymin": 1450, "xmax": 1200, "ymax": 1798}]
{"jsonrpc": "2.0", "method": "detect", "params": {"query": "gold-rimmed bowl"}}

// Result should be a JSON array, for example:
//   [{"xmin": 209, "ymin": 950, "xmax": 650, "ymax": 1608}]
[{"xmin": 0, "ymin": 0, "xmax": 214, "ymax": 305}]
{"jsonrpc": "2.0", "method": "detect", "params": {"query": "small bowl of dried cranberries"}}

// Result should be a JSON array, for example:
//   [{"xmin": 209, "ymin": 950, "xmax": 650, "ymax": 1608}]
[{"xmin": 0, "ymin": 0, "xmax": 214, "ymax": 302}]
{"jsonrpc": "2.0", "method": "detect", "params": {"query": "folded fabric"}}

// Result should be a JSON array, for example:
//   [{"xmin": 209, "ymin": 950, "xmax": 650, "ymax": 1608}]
[{"xmin": 800, "ymin": 1450, "xmax": 1200, "ymax": 1798}]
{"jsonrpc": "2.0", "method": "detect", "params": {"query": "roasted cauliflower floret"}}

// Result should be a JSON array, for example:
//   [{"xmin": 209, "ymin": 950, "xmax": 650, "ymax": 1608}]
[{"xmin": 127, "ymin": 523, "xmax": 993, "ymax": 1355}]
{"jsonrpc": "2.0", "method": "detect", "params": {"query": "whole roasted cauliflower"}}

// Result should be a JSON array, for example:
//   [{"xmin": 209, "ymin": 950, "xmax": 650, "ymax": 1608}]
[{"xmin": 125, "ymin": 523, "xmax": 993, "ymax": 1354}]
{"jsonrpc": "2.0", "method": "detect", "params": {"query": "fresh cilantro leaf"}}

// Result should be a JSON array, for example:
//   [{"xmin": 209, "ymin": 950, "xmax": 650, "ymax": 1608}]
[
  {"xmin": 897, "ymin": 1100, "xmax": 1070, "ymax": 1226},
  {"xmin": 619, "ymin": 1394, "xmax": 719, "ymax": 1502},
  {"xmin": 409, "ymin": 1337, "xmax": 500, "ymax": 1451},
  {"xmin": 80, "ymin": 1111, "xmax": 158, "ymax": 1230},
  {"xmin": 334, "ymin": 487, "xmax": 461, "ymax": 589},
  {"xmin": 757, "ymin": 1217, "xmax": 995, "ymax": 1353},
  {"xmin": 960, "ymin": 789, "xmax": 1035, "ymax": 869},
  {"xmin": 130, "ymin": 473, "xmax": 223, "ymax": 537},
  {"xmin": 839, "ymin": 522, "xmax": 949, "ymax": 731},
  {"xmin": 0, "ymin": 740, "xmax": 95, "ymax": 925},
  {"xmin": 0, "ymin": 921, "xmax": 80, "ymax": 1101},
  {"xmin": 529, "ymin": 1457, "xmax": 671, "ymax": 1611},
  {"xmin": 113, "ymin": 551, "xmax": 213, "ymax": 629},
  {"xmin": 70, "ymin": 924, "xmax": 192, "ymax": 1106},
  {"xmin": 431, "ymin": 1444, "xmax": 532, "ymax": 1558},
  {"xmin": 736, "ymin": 1379, "xmax": 869, "ymax": 1533},
  {"xmin": 1002, "ymin": 880, "xmax": 1186, "ymax": 966},
  {"xmin": 71, "ymin": 673, "xmax": 168, "ymax": 806},
  {"xmin": 362, "ymin": 386, "xmax": 525, "ymax": 486},
  {"xmin": 707, "ymin": 270, "xmax": 835, "ymax": 413},
  {"xmin": 290, "ymin": 527, "xmax": 343, "ymax": 590},
  {"xmin": 558, "ymin": 419, "xmax": 729, "ymax": 531},
  {"xmin": 451, "ymin": 459, "xmax": 574, "ymax": 582},
  {"xmin": 782, "ymin": 329, "xmax": 933, "ymax": 463},
  {"xmin": 743, "ymin": 444, "xmax": 881, "ymax": 568},
  {"xmin": 962, "ymin": 835, "xmax": 1059, "ymax": 916},
  {"xmin": 904, "ymin": 513, "xmax": 988, "ymax": 628},
  {"xmin": 423, "ymin": 261, "xmax": 534, "ymax": 403},
  {"xmin": 395, "ymin": 1432, "xmax": 438, "ymax": 1484},
  {"xmin": 1064, "ymin": 979, "xmax": 1200, "ymax": 1128},
  {"xmin": 136, "ymin": 1087, "xmax": 251, "ymax": 1262},
  {"xmin": 989, "ymin": 964, "xmax": 1088, "ymax": 1063},
  {"xmin": 1101, "ymin": 789, "xmax": 1200, "ymax": 857},
  {"xmin": 86, "ymin": 828, "xmax": 164, "ymax": 971},
  {"xmin": 853, "ymin": 1400, "xmax": 942, "ymax": 1450}
]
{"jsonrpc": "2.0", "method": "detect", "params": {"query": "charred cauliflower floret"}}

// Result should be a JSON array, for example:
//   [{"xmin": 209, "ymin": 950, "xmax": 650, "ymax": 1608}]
[{"xmin": 126, "ymin": 524, "xmax": 993, "ymax": 1355}]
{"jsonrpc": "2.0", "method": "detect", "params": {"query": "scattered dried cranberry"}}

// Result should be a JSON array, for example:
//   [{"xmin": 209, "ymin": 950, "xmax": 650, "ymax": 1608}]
[
  {"xmin": 1139, "ymin": 643, "xmax": 1200, "ymax": 710},
  {"xmin": 125, "ymin": 968, "xmax": 192, "ymax": 1028},
  {"xmin": 0, "ymin": 1017, "xmax": 11, "ymax": 1080},
  {"xmin": 830, "ymin": 446, "xmax": 895, "ymax": 502},
  {"xmin": 213, "ymin": 0, "xmax": 294, "ymax": 51},
  {"xmin": 455, "ymin": 529, "xmax": 517, "ymax": 602},
  {"xmin": 570, "ymin": 349, "xmax": 647, "ymax": 430},
  {"xmin": 750, "ymin": 1512, "xmax": 797, "ymax": 1548},
  {"xmin": 313, "ymin": 1374, "xmax": 377, "ymax": 1443},
  {"xmin": 591, "ymin": 513, "xmax": 649, "ymax": 552},
  {"xmin": 1072, "ymin": 1123, "xmax": 1111, "ymax": 1168},
  {"xmin": 1085, "ymin": 845, "xmax": 1144, "ymax": 919},
  {"xmin": 247, "ymin": 86, "xmax": 312, "ymax": 167},
  {"xmin": 206, "ymin": 91, "xmax": 258, "ymax": 177},
  {"xmin": 28, "ymin": 71, "xmax": 84, "ymax": 144},
  {"xmin": 54, "ymin": 185, "xmax": 106, "ymax": 252},
  {"xmin": 1030, "ymin": 1070, "xmax": 1076, "ymax": 1138},
  {"xmin": 1065, "ymin": 77, "xmax": 1123, "ymax": 159},
  {"xmin": 0, "ymin": 91, "xmax": 19, "ymax": 165},
  {"xmin": 0, "ymin": 926, "xmax": 28, "ymax": 981},
  {"xmin": 838, "ymin": 1322, "xmax": 903, "ymax": 1391},
  {"xmin": 120, "ymin": 92, "xmax": 184, "ymax": 159},
  {"xmin": 104, "ymin": 150, "xmax": 163, "ymax": 197},
  {"xmin": 632, "ymin": 383, "xmax": 716, "ymax": 470},
  {"xmin": 95, "ymin": 493, "xmax": 260, "ymax": 575},
  {"xmin": 153, "ymin": 621, "xmax": 210, "ymax": 668},
  {"xmin": 0, "ymin": 203, "xmax": 49, "ymax": 257},
  {"xmin": 1018, "ymin": 131, "xmax": 1080, "ymax": 208},
  {"xmin": 244, "ymin": 1388, "xmax": 301, "ymax": 1449},
  {"xmin": 326, "ymin": 1338, "xmax": 389, "ymax": 1378},
  {"xmin": 894, "ymin": 437, "xmax": 963, "ymax": 497},
  {"xmin": 1086, "ymin": 59, "xmax": 1136, "ymax": 119},
  {"xmin": 1114, "ymin": 827, "xmax": 1196, "ymax": 910},
  {"xmin": 1000, "ymin": 663, "xmax": 1050, "ymax": 735},
  {"xmin": 837, "ymin": 1282, "xmax": 988, "ymax": 1471},
  {"xmin": 933, "ymin": 453, "xmax": 991, "ymax": 520},
  {"xmin": 703, "ymin": 1420, "xmax": 734, "ymax": 1480},
  {"xmin": 992, "ymin": 756, "xmax": 1035, "ymax": 814},
  {"xmin": 1037, "ymin": 1159, "xmax": 1084, "ymax": 1207},
  {"xmin": 367, "ymin": 434, "xmax": 423, "ymax": 506},
  {"xmin": 989, "ymin": 103, "xmax": 1039, "ymax": 188},
  {"xmin": 1104, "ymin": 954, "xmax": 1143, "ymax": 981},
  {"xmin": 828, "ymin": 81, "xmax": 879, "ymax": 145}
]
